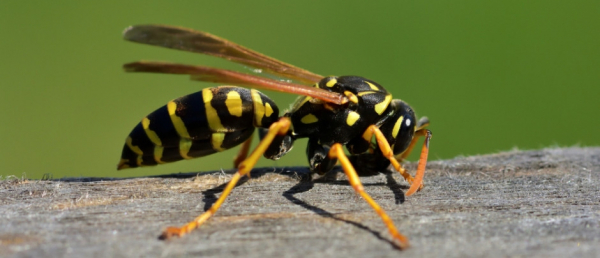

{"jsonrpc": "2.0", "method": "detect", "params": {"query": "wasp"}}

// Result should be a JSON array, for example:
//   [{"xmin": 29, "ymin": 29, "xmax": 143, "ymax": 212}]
[{"xmin": 118, "ymin": 25, "xmax": 432, "ymax": 249}]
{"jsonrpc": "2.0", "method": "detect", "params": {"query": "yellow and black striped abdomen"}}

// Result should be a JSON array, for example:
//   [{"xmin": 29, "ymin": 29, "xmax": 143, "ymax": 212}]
[{"xmin": 118, "ymin": 86, "xmax": 280, "ymax": 170}]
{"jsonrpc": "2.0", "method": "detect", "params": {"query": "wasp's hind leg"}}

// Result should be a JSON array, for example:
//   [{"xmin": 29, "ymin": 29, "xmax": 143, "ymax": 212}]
[
  {"xmin": 328, "ymin": 143, "xmax": 409, "ymax": 249},
  {"xmin": 160, "ymin": 117, "xmax": 292, "ymax": 240},
  {"xmin": 233, "ymin": 134, "xmax": 253, "ymax": 169}
]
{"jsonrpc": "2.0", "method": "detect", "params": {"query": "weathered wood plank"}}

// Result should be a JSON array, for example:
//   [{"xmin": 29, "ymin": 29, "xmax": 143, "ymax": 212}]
[{"xmin": 1, "ymin": 147, "xmax": 599, "ymax": 257}]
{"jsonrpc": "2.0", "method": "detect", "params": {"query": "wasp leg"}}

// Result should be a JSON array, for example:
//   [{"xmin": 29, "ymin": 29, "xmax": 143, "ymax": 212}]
[
  {"xmin": 233, "ymin": 134, "xmax": 253, "ymax": 169},
  {"xmin": 397, "ymin": 117, "xmax": 430, "ymax": 161},
  {"xmin": 328, "ymin": 143, "xmax": 409, "ymax": 249},
  {"xmin": 369, "ymin": 126, "xmax": 431, "ymax": 196},
  {"xmin": 307, "ymin": 137, "xmax": 337, "ymax": 175},
  {"xmin": 367, "ymin": 126, "xmax": 414, "ymax": 186},
  {"xmin": 403, "ymin": 129, "xmax": 431, "ymax": 196},
  {"xmin": 160, "ymin": 117, "xmax": 292, "ymax": 240}
]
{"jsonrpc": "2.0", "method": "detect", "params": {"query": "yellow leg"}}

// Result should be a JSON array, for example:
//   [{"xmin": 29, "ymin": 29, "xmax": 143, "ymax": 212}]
[
  {"xmin": 367, "ymin": 126, "xmax": 416, "ymax": 188},
  {"xmin": 404, "ymin": 130, "xmax": 431, "ymax": 196},
  {"xmin": 160, "ymin": 117, "xmax": 291, "ymax": 240},
  {"xmin": 233, "ymin": 134, "xmax": 253, "ymax": 169},
  {"xmin": 369, "ymin": 126, "xmax": 432, "ymax": 195},
  {"xmin": 328, "ymin": 143, "xmax": 410, "ymax": 249}
]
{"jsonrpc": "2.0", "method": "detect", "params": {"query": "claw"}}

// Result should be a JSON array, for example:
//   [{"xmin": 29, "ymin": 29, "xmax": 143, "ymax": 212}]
[
  {"xmin": 159, "ymin": 227, "xmax": 185, "ymax": 240},
  {"xmin": 405, "ymin": 176, "xmax": 424, "ymax": 192}
]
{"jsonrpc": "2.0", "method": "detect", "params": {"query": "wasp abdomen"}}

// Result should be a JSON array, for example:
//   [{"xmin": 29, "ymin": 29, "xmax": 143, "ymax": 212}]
[{"xmin": 118, "ymin": 86, "xmax": 279, "ymax": 170}]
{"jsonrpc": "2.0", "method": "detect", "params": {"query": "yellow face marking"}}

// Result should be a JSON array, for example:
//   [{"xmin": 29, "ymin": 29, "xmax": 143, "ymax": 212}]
[
  {"xmin": 326, "ymin": 78, "xmax": 337, "ymax": 87},
  {"xmin": 212, "ymin": 133, "xmax": 226, "ymax": 152},
  {"xmin": 224, "ymin": 91, "xmax": 243, "ymax": 117},
  {"xmin": 251, "ymin": 89, "xmax": 265, "ymax": 126},
  {"xmin": 142, "ymin": 117, "xmax": 162, "ymax": 146},
  {"xmin": 167, "ymin": 101, "xmax": 191, "ymax": 138},
  {"xmin": 357, "ymin": 91, "xmax": 377, "ymax": 96},
  {"xmin": 179, "ymin": 138, "xmax": 193, "ymax": 159},
  {"xmin": 154, "ymin": 146, "xmax": 165, "ymax": 164},
  {"xmin": 346, "ymin": 111, "xmax": 360, "ymax": 126},
  {"xmin": 265, "ymin": 102, "xmax": 274, "ymax": 117},
  {"xmin": 365, "ymin": 81, "xmax": 379, "ymax": 91},
  {"xmin": 344, "ymin": 91, "xmax": 359, "ymax": 104},
  {"xmin": 300, "ymin": 113, "xmax": 319, "ymax": 124},
  {"xmin": 392, "ymin": 116, "xmax": 404, "ymax": 139},
  {"xmin": 374, "ymin": 94, "xmax": 392, "ymax": 115},
  {"xmin": 203, "ymin": 89, "xmax": 225, "ymax": 131},
  {"xmin": 314, "ymin": 83, "xmax": 319, "ymax": 88}
]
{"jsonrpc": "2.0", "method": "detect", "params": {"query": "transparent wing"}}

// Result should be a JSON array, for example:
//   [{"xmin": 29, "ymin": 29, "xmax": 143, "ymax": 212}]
[
  {"xmin": 124, "ymin": 61, "xmax": 347, "ymax": 105},
  {"xmin": 123, "ymin": 25, "xmax": 324, "ymax": 84}
]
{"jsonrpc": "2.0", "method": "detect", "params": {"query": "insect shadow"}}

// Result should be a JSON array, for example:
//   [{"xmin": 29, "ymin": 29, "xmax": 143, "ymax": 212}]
[
  {"xmin": 200, "ymin": 166, "xmax": 407, "ymax": 248},
  {"xmin": 56, "ymin": 166, "xmax": 406, "ymax": 247}
]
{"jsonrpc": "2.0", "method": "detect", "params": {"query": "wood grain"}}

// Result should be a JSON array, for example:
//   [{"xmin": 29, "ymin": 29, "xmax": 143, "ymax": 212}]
[{"xmin": 1, "ymin": 147, "xmax": 599, "ymax": 257}]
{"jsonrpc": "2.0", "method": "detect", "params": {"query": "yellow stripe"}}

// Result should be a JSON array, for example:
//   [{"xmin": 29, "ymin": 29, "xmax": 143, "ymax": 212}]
[
  {"xmin": 117, "ymin": 159, "xmax": 130, "ymax": 169},
  {"xmin": 392, "ymin": 116, "xmax": 404, "ymax": 139},
  {"xmin": 154, "ymin": 146, "xmax": 165, "ymax": 164},
  {"xmin": 225, "ymin": 91, "xmax": 243, "ymax": 117},
  {"xmin": 136, "ymin": 156, "xmax": 144, "ymax": 166},
  {"xmin": 346, "ymin": 111, "xmax": 360, "ymax": 126},
  {"xmin": 167, "ymin": 101, "xmax": 191, "ymax": 138},
  {"xmin": 301, "ymin": 96, "xmax": 312, "ymax": 105},
  {"xmin": 142, "ymin": 117, "xmax": 162, "ymax": 146},
  {"xmin": 326, "ymin": 78, "xmax": 337, "ymax": 87},
  {"xmin": 300, "ymin": 114, "xmax": 319, "ymax": 124},
  {"xmin": 374, "ymin": 94, "xmax": 392, "ymax": 115},
  {"xmin": 265, "ymin": 102, "xmax": 274, "ymax": 117},
  {"xmin": 251, "ymin": 89, "xmax": 265, "ymax": 126},
  {"xmin": 295, "ymin": 96, "xmax": 312, "ymax": 108},
  {"xmin": 344, "ymin": 91, "xmax": 358, "ymax": 104},
  {"xmin": 365, "ymin": 81, "xmax": 379, "ymax": 91},
  {"xmin": 203, "ymin": 89, "xmax": 225, "ymax": 131},
  {"xmin": 126, "ymin": 136, "xmax": 143, "ymax": 155},
  {"xmin": 212, "ymin": 133, "xmax": 226, "ymax": 151},
  {"xmin": 179, "ymin": 138, "xmax": 193, "ymax": 159},
  {"xmin": 357, "ymin": 91, "xmax": 377, "ymax": 96},
  {"xmin": 124, "ymin": 136, "xmax": 144, "ymax": 166}
]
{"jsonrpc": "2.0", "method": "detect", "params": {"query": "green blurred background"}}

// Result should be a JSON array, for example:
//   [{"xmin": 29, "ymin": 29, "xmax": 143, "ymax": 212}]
[{"xmin": 1, "ymin": 1, "xmax": 598, "ymax": 179}]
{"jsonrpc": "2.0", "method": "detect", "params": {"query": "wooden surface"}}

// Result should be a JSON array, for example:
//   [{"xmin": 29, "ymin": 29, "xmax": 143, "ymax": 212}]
[{"xmin": 1, "ymin": 147, "xmax": 599, "ymax": 258}]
